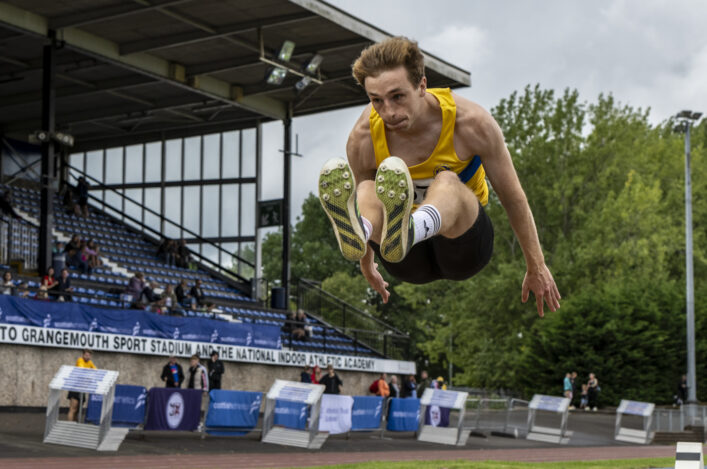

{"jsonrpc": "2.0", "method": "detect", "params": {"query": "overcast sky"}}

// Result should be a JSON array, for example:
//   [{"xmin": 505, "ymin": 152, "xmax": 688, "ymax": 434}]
[{"xmin": 260, "ymin": 0, "xmax": 707, "ymax": 225}]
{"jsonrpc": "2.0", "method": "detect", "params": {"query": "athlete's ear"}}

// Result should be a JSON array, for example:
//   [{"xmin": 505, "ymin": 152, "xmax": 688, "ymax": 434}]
[{"xmin": 419, "ymin": 76, "xmax": 427, "ymax": 96}]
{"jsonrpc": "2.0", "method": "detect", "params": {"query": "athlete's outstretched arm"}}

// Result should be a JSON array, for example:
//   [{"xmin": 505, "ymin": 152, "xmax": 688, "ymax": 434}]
[{"xmin": 469, "ymin": 111, "xmax": 561, "ymax": 317}]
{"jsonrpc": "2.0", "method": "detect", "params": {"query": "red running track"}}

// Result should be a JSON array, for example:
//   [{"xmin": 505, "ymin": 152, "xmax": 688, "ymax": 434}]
[{"xmin": 0, "ymin": 445, "xmax": 685, "ymax": 469}]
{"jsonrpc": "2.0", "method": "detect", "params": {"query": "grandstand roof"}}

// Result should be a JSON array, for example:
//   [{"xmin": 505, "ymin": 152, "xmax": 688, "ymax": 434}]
[{"xmin": 0, "ymin": 0, "xmax": 470, "ymax": 152}]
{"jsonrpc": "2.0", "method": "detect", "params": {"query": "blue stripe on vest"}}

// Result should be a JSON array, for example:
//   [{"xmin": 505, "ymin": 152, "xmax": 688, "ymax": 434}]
[{"xmin": 457, "ymin": 155, "xmax": 481, "ymax": 183}]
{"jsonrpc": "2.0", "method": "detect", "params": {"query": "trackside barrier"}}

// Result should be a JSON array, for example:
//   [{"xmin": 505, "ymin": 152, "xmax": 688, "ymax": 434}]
[
  {"xmin": 463, "ymin": 398, "xmax": 528, "ymax": 438},
  {"xmin": 614, "ymin": 399, "xmax": 655, "ymax": 444},
  {"xmin": 44, "ymin": 365, "xmax": 128, "ymax": 451},
  {"xmin": 86, "ymin": 384, "xmax": 147, "ymax": 428},
  {"xmin": 384, "ymin": 398, "xmax": 420, "ymax": 435},
  {"xmin": 348, "ymin": 396, "xmax": 386, "ymax": 438},
  {"xmin": 675, "ymin": 442, "xmax": 704, "ymax": 469},
  {"xmin": 203, "ymin": 390, "xmax": 263, "ymax": 436},
  {"xmin": 525, "ymin": 394, "xmax": 572, "ymax": 444},
  {"xmin": 417, "ymin": 389, "xmax": 470, "ymax": 446},
  {"xmin": 261, "ymin": 380, "xmax": 327, "ymax": 449}
]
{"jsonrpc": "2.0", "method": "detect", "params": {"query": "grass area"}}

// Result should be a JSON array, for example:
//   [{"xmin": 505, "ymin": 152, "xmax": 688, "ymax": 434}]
[{"xmin": 291, "ymin": 459, "xmax": 674, "ymax": 469}]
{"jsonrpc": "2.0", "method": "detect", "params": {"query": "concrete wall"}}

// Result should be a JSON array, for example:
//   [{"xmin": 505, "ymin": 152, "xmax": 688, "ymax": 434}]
[{"xmin": 0, "ymin": 344, "xmax": 383, "ymax": 407}]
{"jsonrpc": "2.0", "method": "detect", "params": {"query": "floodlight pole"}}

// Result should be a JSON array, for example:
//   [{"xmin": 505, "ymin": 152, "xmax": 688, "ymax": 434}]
[
  {"xmin": 683, "ymin": 119, "xmax": 696, "ymax": 405},
  {"xmin": 38, "ymin": 35, "xmax": 57, "ymax": 276},
  {"xmin": 281, "ymin": 106, "xmax": 293, "ymax": 306}
]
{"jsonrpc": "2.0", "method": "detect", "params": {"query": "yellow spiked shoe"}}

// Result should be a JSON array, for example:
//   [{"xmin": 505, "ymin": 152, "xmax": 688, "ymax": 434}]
[
  {"xmin": 375, "ymin": 156, "xmax": 414, "ymax": 263},
  {"xmin": 318, "ymin": 158, "xmax": 367, "ymax": 261}
]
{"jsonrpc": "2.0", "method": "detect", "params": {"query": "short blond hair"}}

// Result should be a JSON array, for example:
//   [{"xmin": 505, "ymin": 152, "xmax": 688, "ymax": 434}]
[{"xmin": 352, "ymin": 36, "xmax": 425, "ymax": 87}]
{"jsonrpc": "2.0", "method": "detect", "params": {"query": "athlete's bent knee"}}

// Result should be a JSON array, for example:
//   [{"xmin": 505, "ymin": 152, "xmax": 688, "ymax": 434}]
[{"xmin": 433, "ymin": 170, "xmax": 461, "ymax": 186}]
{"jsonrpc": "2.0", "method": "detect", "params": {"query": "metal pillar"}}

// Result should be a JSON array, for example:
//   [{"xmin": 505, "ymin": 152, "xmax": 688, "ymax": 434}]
[
  {"xmin": 254, "ymin": 122, "xmax": 263, "ymax": 299},
  {"xmin": 684, "ymin": 122, "xmax": 696, "ymax": 404},
  {"xmin": 38, "ymin": 38, "xmax": 57, "ymax": 276},
  {"xmin": 281, "ymin": 111, "xmax": 292, "ymax": 305}
]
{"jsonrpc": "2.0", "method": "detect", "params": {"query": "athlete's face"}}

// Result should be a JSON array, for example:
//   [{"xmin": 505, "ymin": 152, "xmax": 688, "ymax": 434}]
[{"xmin": 364, "ymin": 66, "xmax": 426, "ymax": 132}]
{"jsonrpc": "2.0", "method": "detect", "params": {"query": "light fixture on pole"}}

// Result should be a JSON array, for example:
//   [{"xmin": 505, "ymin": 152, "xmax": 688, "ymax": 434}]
[
  {"xmin": 266, "ymin": 40, "xmax": 296, "ymax": 85},
  {"xmin": 295, "ymin": 54, "xmax": 324, "ymax": 93},
  {"xmin": 675, "ymin": 109, "xmax": 702, "ymax": 409}
]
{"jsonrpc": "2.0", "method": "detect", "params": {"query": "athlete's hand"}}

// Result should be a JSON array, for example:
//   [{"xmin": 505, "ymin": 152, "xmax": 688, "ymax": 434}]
[
  {"xmin": 522, "ymin": 264, "xmax": 560, "ymax": 317},
  {"xmin": 360, "ymin": 249, "xmax": 390, "ymax": 303}
]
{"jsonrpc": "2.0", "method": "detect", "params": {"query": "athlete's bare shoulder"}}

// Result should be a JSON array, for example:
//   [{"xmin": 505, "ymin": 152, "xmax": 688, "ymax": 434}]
[
  {"xmin": 346, "ymin": 104, "xmax": 377, "ymax": 182},
  {"xmin": 451, "ymin": 91, "xmax": 504, "ymax": 159}
]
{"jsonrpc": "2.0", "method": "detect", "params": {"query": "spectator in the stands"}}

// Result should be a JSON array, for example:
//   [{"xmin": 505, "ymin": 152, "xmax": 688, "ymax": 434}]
[
  {"xmin": 140, "ymin": 280, "xmax": 164, "ymax": 311},
  {"xmin": 300, "ymin": 365, "xmax": 312, "ymax": 383},
  {"xmin": 161, "ymin": 355, "xmax": 184, "ymax": 388},
  {"xmin": 177, "ymin": 238, "xmax": 191, "ymax": 268},
  {"xmin": 375, "ymin": 373, "xmax": 390, "ymax": 398},
  {"xmin": 55, "ymin": 268, "xmax": 74, "ymax": 302},
  {"xmin": 187, "ymin": 354, "xmax": 209, "ymax": 392},
  {"xmin": 207, "ymin": 351, "xmax": 224, "ymax": 390},
  {"xmin": 388, "ymin": 375, "xmax": 400, "ymax": 398},
  {"xmin": 283, "ymin": 311, "xmax": 306, "ymax": 341},
  {"xmin": 2, "ymin": 271, "xmax": 18, "ymax": 296},
  {"xmin": 0, "ymin": 189, "xmax": 22, "ymax": 221},
  {"xmin": 74, "ymin": 176, "xmax": 90, "ymax": 217},
  {"xmin": 189, "ymin": 279, "xmax": 213, "ymax": 311},
  {"xmin": 320, "ymin": 364, "xmax": 343, "ymax": 395},
  {"xmin": 161, "ymin": 284, "xmax": 183, "ymax": 315},
  {"xmin": 52, "ymin": 241, "xmax": 66, "ymax": 273},
  {"xmin": 401, "ymin": 374, "xmax": 417, "ymax": 398},
  {"xmin": 65, "ymin": 235, "xmax": 89, "ymax": 274},
  {"xmin": 175, "ymin": 279, "xmax": 191, "ymax": 307},
  {"xmin": 157, "ymin": 238, "xmax": 176, "ymax": 266},
  {"xmin": 85, "ymin": 240, "xmax": 102, "ymax": 269},
  {"xmin": 39, "ymin": 267, "xmax": 59, "ymax": 300},
  {"xmin": 125, "ymin": 272, "xmax": 145, "ymax": 304},
  {"xmin": 62, "ymin": 185, "xmax": 77, "ymax": 215},
  {"xmin": 295, "ymin": 310, "xmax": 313, "ymax": 339}
]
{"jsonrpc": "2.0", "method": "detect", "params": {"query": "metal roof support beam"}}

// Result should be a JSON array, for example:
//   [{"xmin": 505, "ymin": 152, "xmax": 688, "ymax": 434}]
[
  {"xmin": 0, "ymin": 2, "xmax": 287, "ymax": 120},
  {"xmin": 49, "ymin": 0, "xmax": 195, "ymax": 29},
  {"xmin": 120, "ymin": 12, "xmax": 316, "ymax": 55}
]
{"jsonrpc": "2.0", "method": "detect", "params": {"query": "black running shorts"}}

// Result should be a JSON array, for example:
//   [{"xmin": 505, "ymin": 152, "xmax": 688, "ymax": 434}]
[{"xmin": 371, "ymin": 202, "xmax": 494, "ymax": 284}]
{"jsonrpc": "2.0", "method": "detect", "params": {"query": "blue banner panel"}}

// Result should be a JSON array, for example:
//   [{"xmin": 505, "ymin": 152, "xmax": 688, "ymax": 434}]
[
  {"xmin": 351, "ymin": 396, "xmax": 384, "ymax": 431},
  {"xmin": 205, "ymin": 390, "xmax": 262, "ymax": 431},
  {"xmin": 424, "ymin": 405, "xmax": 450, "ymax": 427},
  {"xmin": 274, "ymin": 399, "xmax": 309, "ymax": 430},
  {"xmin": 386, "ymin": 398, "xmax": 420, "ymax": 432},
  {"xmin": 0, "ymin": 294, "xmax": 281, "ymax": 349},
  {"xmin": 86, "ymin": 384, "xmax": 147, "ymax": 427},
  {"xmin": 144, "ymin": 388, "xmax": 202, "ymax": 431}
]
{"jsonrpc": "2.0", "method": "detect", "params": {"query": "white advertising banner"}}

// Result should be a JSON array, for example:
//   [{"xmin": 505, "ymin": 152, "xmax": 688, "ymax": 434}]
[{"xmin": 318, "ymin": 394, "xmax": 354, "ymax": 435}]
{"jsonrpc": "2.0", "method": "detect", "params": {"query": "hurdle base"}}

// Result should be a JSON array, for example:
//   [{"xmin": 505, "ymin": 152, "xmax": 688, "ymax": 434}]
[
  {"xmin": 261, "ymin": 425, "xmax": 328, "ymax": 449},
  {"xmin": 526, "ymin": 425, "xmax": 572, "ymax": 445},
  {"xmin": 615, "ymin": 427, "xmax": 653, "ymax": 445}
]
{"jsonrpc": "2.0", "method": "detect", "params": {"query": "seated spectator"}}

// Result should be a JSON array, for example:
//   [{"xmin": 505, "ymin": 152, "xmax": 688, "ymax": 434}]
[
  {"xmin": 283, "ymin": 311, "xmax": 306, "ymax": 341},
  {"xmin": 161, "ymin": 285, "xmax": 183, "ymax": 315},
  {"xmin": 295, "ymin": 310, "xmax": 313, "ymax": 339},
  {"xmin": 55, "ymin": 268, "xmax": 74, "ymax": 302},
  {"xmin": 65, "ymin": 235, "xmax": 89, "ymax": 274},
  {"xmin": 189, "ymin": 279, "xmax": 213, "ymax": 311},
  {"xmin": 2, "ymin": 271, "xmax": 18, "ymax": 296},
  {"xmin": 177, "ymin": 238, "xmax": 191, "ymax": 268},
  {"xmin": 140, "ymin": 281, "xmax": 164, "ymax": 311},
  {"xmin": 53, "ymin": 241, "xmax": 66, "ymax": 273},
  {"xmin": 39, "ymin": 267, "xmax": 59, "ymax": 300},
  {"xmin": 85, "ymin": 240, "xmax": 102, "ymax": 269},
  {"xmin": 125, "ymin": 272, "xmax": 145, "ymax": 303},
  {"xmin": 175, "ymin": 279, "xmax": 191, "ymax": 307},
  {"xmin": 74, "ymin": 176, "xmax": 90, "ymax": 218}
]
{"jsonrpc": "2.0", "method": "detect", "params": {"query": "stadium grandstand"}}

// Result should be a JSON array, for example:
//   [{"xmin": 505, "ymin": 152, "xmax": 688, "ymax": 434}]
[{"xmin": 0, "ymin": 0, "xmax": 469, "ymax": 408}]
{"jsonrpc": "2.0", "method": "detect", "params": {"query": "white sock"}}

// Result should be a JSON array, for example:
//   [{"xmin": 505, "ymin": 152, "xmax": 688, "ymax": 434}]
[
  {"xmin": 361, "ymin": 216, "xmax": 372, "ymax": 242},
  {"xmin": 412, "ymin": 204, "xmax": 441, "ymax": 245}
]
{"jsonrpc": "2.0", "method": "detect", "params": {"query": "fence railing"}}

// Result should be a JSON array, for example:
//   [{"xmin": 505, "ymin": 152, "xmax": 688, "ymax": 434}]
[
  {"xmin": 462, "ymin": 397, "xmax": 529, "ymax": 437},
  {"xmin": 654, "ymin": 405, "xmax": 707, "ymax": 433},
  {"xmin": 0, "ymin": 217, "xmax": 38, "ymax": 271},
  {"xmin": 65, "ymin": 165, "xmax": 252, "ymax": 291},
  {"xmin": 296, "ymin": 278, "xmax": 410, "ymax": 360}
]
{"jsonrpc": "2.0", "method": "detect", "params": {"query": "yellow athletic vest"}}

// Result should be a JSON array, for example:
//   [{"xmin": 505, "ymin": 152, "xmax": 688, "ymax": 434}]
[{"xmin": 369, "ymin": 88, "xmax": 489, "ymax": 207}]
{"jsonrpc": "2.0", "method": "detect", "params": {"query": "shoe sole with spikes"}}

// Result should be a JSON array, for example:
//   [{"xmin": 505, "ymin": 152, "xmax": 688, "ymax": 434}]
[
  {"xmin": 376, "ymin": 156, "xmax": 414, "ymax": 263},
  {"xmin": 318, "ymin": 158, "xmax": 367, "ymax": 261}
]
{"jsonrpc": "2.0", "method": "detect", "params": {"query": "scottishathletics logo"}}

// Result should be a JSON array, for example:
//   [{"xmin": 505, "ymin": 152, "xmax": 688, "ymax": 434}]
[
  {"xmin": 43, "ymin": 314, "xmax": 52, "ymax": 328},
  {"xmin": 210, "ymin": 329, "xmax": 219, "ymax": 343},
  {"xmin": 89, "ymin": 318, "xmax": 98, "ymax": 332},
  {"xmin": 246, "ymin": 332, "xmax": 252, "ymax": 346},
  {"xmin": 173, "ymin": 327, "xmax": 180, "ymax": 340},
  {"xmin": 250, "ymin": 395, "xmax": 262, "ymax": 415},
  {"xmin": 166, "ymin": 392, "xmax": 184, "ymax": 429},
  {"xmin": 135, "ymin": 390, "xmax": 147, "ymax": 410},
  {"xmin": 132, "ymin": 322, "xmax": 141, "ymax": 336}
]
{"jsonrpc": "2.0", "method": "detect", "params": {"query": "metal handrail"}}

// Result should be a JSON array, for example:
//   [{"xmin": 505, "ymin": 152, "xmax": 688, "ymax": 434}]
[
  {"xmin": 298, "ymin": 278, "xmax": 407, "ymax": 336},
  {"xmin": 65, "ymin": 164, "xmax": 254, "ymax": 269},
  {"xmin": 65, "ymin": 170, "xmax": 250, "ymax": 285}
]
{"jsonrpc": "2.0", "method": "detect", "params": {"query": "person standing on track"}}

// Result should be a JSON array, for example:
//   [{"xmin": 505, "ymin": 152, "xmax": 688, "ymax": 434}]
[
  {"xmin": 318, "ymin": 36, "xmax": 560, "ymax": 316},
  {"xmin": 67, "ymin": 349, "xmax": 96, "ymax": 422}
]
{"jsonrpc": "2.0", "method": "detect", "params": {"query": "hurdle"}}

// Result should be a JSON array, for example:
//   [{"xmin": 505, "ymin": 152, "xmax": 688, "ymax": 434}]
[
  {"xmin": 525, "ymin": 394, "xmax": 572, "ymax": 444},
  {"xmin": 44, "ymin": 365, "xmax": 128, "ymax": 451},
  {"xmin": 417, "ymin": 388, "xmax": 470, "ymax": 446},
  {"xmin": 261, "ymin": 379, "xmax": 327, "ymax": 449},
  {"xmin": 615, "ymin": 399, "xmax": 655, "ymax": 444},
  {"xmin": 675, "ymin": 442, "xmax": 704, "ymax": 469}
]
